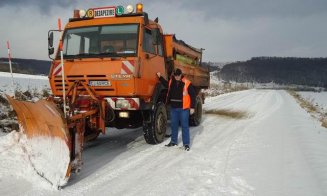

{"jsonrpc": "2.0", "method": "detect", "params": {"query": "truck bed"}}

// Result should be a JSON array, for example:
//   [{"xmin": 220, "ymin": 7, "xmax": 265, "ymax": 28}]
[{"xmin": 164, "ymin": 34, "xmax": 209, "ymax": 89}]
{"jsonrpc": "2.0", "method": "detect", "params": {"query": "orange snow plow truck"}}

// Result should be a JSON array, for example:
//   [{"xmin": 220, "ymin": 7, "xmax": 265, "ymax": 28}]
[{"xmin": 7, "ymin": 3, "xmax": 209, "ymax": 186}]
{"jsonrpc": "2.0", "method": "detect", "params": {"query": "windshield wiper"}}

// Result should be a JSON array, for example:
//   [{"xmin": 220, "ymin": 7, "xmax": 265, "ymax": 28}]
[
  {"xmin": 99, "ymin": 52, "xmax": 124, "ymax": 57},
  {"xmin": 63, "ymin": 52, "xmax": 129, "ymax": 59},
  {"xmin": 63, "ymin": 53, "xmax": 98, "ymax": 58},
  {"xmin": 77, "ymin": 53, "xmax": 99, "ymax": 56}
]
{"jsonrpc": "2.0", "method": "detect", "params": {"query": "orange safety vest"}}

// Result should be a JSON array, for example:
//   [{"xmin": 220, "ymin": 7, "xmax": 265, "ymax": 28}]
[{"xmin": 167, "ymin": 77, "xmax": 191, "ymax": 109}]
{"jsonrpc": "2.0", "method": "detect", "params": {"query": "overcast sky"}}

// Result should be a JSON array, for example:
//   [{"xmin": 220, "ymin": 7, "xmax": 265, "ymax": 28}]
[{"xmin": 0, "ymin": 0, "xmax": 326, "ymax": 62}]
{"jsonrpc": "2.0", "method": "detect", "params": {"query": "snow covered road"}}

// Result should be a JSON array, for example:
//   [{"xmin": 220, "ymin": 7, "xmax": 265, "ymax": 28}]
[{"xmin": 1, "ymin": 89, "xmax": 327, "ymax": 196}]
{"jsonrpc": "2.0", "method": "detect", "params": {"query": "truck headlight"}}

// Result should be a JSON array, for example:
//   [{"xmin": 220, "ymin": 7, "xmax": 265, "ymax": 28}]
[{"xmin": 116, "ymin": 99, "xmax": 130, "ymax": 109}]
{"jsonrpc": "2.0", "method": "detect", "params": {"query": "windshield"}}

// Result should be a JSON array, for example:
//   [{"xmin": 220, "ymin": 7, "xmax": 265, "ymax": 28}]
[{"xmin": 61, "ymin": 24, "xmax": 139, "ymax": 58}]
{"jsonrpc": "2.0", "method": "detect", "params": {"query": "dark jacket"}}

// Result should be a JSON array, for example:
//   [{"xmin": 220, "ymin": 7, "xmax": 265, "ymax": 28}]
[{"xmin": 159, "ymin": 76, "xmax": 196, "ymax": 109}]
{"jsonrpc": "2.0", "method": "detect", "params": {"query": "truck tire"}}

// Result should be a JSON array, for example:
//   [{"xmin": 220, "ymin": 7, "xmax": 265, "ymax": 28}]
[
  {"xmin": 190, "ymin": 96, "xmax": 202, "ymax": 126},
  {"xmin": 143, "ymin": 103, "xmax": 167, "ymax": 144}
]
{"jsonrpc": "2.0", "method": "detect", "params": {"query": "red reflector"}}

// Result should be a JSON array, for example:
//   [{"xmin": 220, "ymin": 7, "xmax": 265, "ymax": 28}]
[{"xmin": 128, "ymin": 99, "xmax": 137, "ymax": 109}]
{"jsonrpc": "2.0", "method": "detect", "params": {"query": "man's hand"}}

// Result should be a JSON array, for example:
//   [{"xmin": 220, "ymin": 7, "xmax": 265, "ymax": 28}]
[
  {"xmin": 156, "ymin": 72, "xmax": 161, "ymax": 78},
  {"xmin": 190, "ymin": 108, "xmax": 195, "ymax": 115}
]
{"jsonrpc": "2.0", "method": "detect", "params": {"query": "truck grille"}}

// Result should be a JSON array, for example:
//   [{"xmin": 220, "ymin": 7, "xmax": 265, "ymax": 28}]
[{"xmin": 54, "ymin": 75, "xmax": 114, "ymax": 92}]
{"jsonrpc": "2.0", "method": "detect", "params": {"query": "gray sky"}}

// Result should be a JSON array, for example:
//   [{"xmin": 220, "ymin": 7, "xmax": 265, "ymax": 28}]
[{"xmin": 0, "ymin": 0, "xmax": 326, "ymax": 62}]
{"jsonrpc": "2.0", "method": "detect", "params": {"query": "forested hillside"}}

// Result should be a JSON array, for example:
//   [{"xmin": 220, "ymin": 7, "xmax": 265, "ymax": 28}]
[
  {"xmin": 219, "ymin": 57, "xmax": 327, "ymax": 87},
  {"xmin": 0, "ymin": 58, "xmax": 50, "ymax": 75}
]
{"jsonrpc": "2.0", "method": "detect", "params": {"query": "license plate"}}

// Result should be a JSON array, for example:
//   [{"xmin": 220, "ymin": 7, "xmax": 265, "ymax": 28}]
[{"xmin": 89, "ymin": 80, "xmax": 111, "ymax": 86}]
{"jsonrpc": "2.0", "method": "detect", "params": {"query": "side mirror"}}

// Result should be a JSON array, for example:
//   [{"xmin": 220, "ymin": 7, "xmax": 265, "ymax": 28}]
[
  {"xmin": 48, "ymin": 31, "xmax": 54, "ymax": 57},
  {"xmin": 151, "ymin": 28, "xmax": 161, "ymax": 45},
  {"xmin": 48, "ymin": 47, "xmax": 54, "ymax": 56},
  {"xmin": 48, "ymin": 32, "xmax": 54, "ymax": 48}
]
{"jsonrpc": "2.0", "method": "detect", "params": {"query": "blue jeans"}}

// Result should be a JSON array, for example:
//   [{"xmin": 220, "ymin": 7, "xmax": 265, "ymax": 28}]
[{"xmin": 170, "ymin": 107, "xmax": 190, "ymax": 146}]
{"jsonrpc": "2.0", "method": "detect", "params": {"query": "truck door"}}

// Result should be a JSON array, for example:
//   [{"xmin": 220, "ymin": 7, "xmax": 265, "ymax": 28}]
[{"xmin": 140, "ymin": 27, "xmax": 165, "ymax": 95}]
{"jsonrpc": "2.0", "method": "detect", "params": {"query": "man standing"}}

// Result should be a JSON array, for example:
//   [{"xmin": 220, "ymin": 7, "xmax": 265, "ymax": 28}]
[{"xmin": 157, "ymin": 68, "xmax": 196, "ymax": 151}]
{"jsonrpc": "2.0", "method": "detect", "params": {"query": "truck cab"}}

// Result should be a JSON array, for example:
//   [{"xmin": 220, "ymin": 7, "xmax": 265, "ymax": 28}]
[{"xmin": 49, "ymin": 5, "xmax": 165, "ymax": 101}]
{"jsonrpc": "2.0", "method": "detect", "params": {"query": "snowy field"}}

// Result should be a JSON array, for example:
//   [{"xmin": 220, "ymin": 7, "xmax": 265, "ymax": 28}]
[
  {"xmin": 0, "ymin": 89, "xmax": 327, "ymax": 195},
  {"xmin": 0, "ymin": 72, "xmax": 50, "ymax": 132},
  {"xmin": 0, "ymin": 72, "xmax": 49, "ymax": 95},
  {"xmin": 298, "ymin": 91, "xmax": 327, "ymax": 114}
]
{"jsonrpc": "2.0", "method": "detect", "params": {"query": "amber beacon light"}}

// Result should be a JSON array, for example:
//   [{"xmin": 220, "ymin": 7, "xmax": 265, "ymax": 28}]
[{"xmin": 136, "ymin": 3, "xmax": 143, "ymax": 13}]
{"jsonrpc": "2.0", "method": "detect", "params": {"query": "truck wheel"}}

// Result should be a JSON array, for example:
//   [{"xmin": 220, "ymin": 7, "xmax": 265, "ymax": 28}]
[
  {"xmin": 190, "ymin": 96, "xmax": 202, "ymax": 126},
  {"xmin": 143, "ymin": 103, "xmax": 167, "ymax": 144}
]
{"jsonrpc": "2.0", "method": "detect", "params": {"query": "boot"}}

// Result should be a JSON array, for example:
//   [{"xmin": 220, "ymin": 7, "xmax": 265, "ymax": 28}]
[
  {"xmin": 184, "ymin": 145, "xmax": 190, "ymax": 151},
  {"xmin": 165, "ymin": 142, "xmax": 177, "ymax": 147}
]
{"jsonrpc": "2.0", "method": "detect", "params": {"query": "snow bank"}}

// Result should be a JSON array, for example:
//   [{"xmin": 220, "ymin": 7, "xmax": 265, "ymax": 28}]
[
  {"xmin": 27, "ymin": 135, "xmax": 70, "ymax": 188},
  {"xmin": 298, "ymin": 91, "xmax": 327, "ymax": 113},
  {"xmin": 0, "ymin": 72, "xmax": 48, "ymax": 80},
  {"xmin": 0, "ymin": 71, "xmax": 49, "ymax": 95},
  {"xmin": 0, "ymin": 132, "xmax": 41, "ymax": 184},
  {"xmin": 0, "ymin": 129, "xmax": 70, "ymax": 189}
]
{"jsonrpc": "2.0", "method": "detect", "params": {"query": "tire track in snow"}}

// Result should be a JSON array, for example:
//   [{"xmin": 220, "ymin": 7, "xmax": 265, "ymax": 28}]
[
  {"xmin": 65, "ymin": 139, "xmax": 180, "ymax": 195},
  {"xmin": 220, "ymin": 90, "xmax": 283, "ymax": 172},
  {"xmin": 195, "ymin": 90, "xmax": 284, "ymax": 194}
]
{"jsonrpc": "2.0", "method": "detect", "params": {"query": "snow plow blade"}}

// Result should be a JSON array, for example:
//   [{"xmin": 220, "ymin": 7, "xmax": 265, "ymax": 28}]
[{"xmin": 6, "ymin": 95, "xmax": 71, "ymax": 187}]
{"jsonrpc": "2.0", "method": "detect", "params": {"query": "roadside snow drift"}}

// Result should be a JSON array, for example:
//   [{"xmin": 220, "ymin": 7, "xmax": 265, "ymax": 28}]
[{"xmin": 0, "ymin": 130, "xmax": 70, "ymax": 189}]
